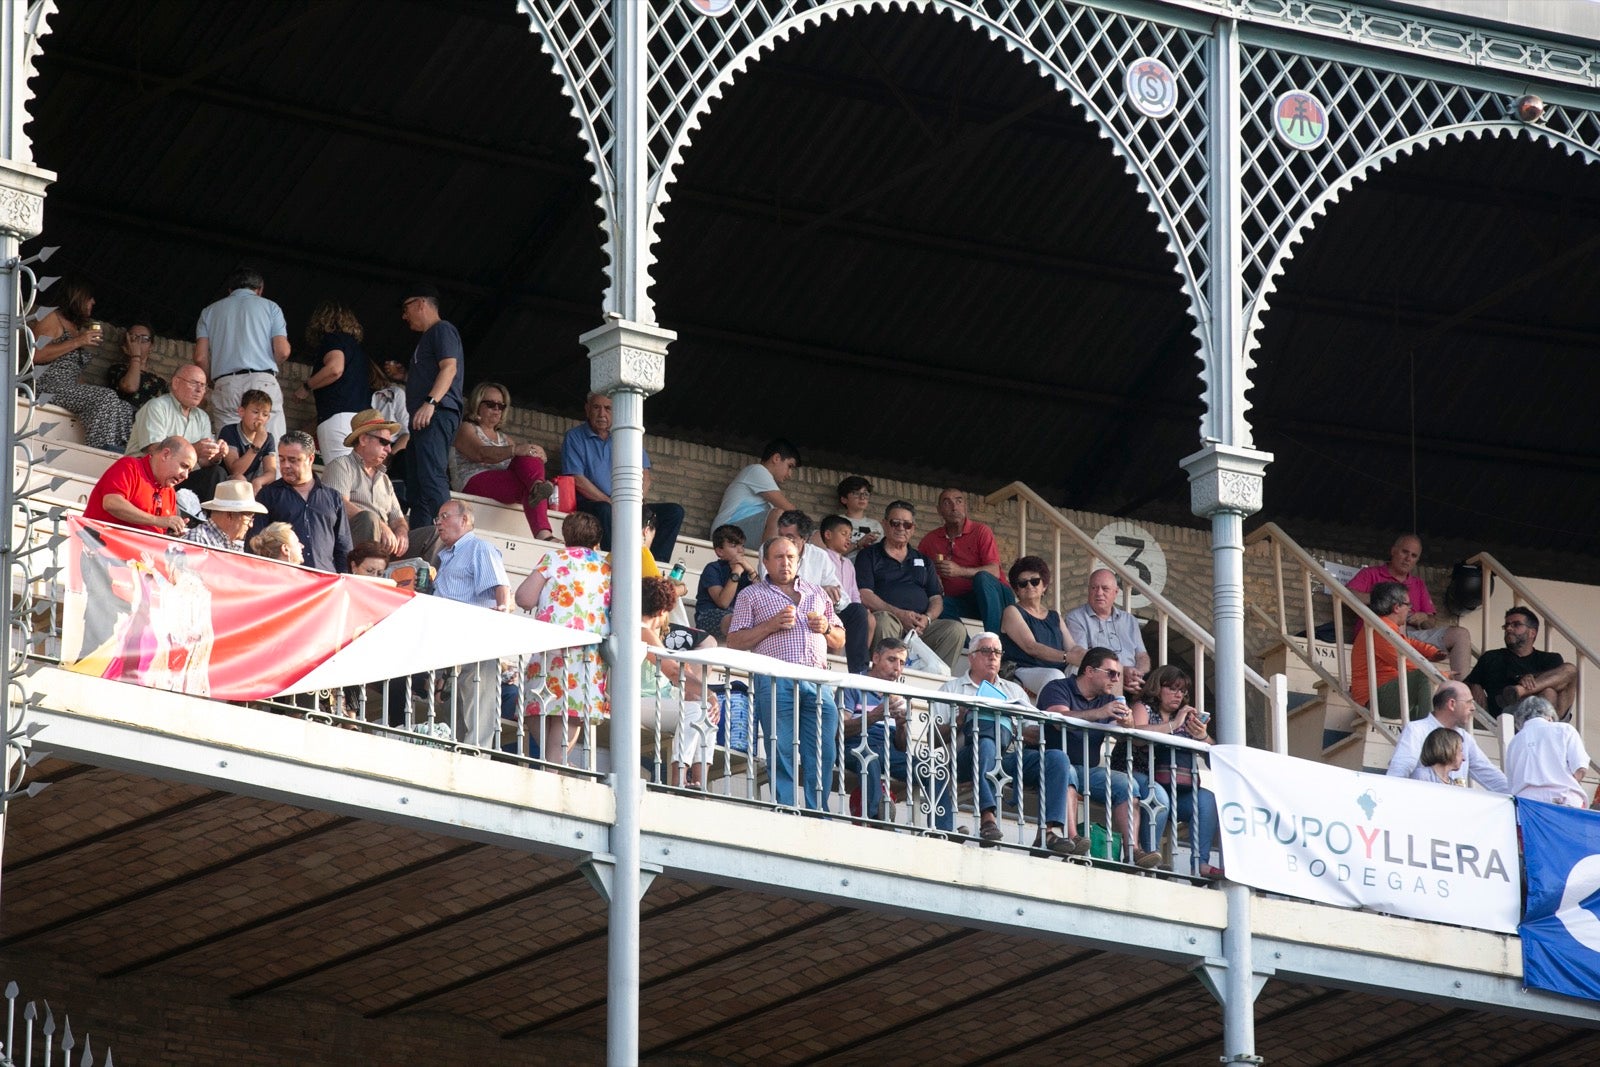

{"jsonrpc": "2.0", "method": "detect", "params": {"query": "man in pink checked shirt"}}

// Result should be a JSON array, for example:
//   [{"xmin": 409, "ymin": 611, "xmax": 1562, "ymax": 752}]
[{"xmin": 728, "ymin": 536, "xmax": 845, "ymax": 811}]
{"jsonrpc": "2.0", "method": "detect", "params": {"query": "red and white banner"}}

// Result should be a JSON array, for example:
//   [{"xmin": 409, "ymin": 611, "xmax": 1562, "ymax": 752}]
[
  {"xmin": 1208, "ymin": 745, "xmax": 1520, "ymax": 932},
  {"xmin": 61, "ymin": 517, "xmax": 598, "ymax": 701}
]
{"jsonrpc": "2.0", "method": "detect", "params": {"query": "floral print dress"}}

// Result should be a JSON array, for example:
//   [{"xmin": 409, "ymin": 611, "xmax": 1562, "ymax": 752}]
[
  {"xmin": 38, "ymin": 333, "xmax": 134, "ymax": 452},
  {"xmin": 526, "ymin": 546, "xmax": 612, "ymax": 721}
]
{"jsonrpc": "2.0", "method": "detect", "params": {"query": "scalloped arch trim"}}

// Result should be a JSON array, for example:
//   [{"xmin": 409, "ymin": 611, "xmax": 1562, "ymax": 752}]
[
  {"xmin": 642, "ymin": 0, "xmax": 1206, "ymax": 353},
  {"xmin": 1241, "ymin": 120, "xmax": 1600, "ymax": 380}
]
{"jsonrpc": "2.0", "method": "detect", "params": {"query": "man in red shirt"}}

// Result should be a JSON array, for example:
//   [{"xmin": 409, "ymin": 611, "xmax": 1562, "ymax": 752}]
[
  {"xmin": 1346, "ymin": 533, "xmax": 1470, "ymax": 677},
  {"xmin": 84, "ymin": 436, "xmax": 195, "ymax": 536},
  {"xmin": 918, "ymin": 487, "xmax": 1014, "ymax": 635}
]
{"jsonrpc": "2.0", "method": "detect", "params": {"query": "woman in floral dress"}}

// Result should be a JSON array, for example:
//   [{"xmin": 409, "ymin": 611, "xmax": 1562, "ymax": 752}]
[
  {"xmin": 516, "ymin": 510, "xmax": 611, "ymax": 765},
  {"xmin": 30, "ymin": 278, "xmax": 135, "ymax": 451}
]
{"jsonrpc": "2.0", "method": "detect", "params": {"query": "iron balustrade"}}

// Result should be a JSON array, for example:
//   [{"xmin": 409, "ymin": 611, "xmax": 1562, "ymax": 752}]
[
  {"xmin": 13, "ymin": 509, "xmax": 1221, "ymax": 875},
  {"xmin": 651, "ymin": 647, "xmax": 1220, "ymax": 878}
]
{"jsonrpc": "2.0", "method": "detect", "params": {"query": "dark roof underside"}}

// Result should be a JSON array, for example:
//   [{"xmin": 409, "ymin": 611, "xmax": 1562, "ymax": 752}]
[{"xmin": 27, "ymin": 0, "xmax": 1600, "ymax": 579}]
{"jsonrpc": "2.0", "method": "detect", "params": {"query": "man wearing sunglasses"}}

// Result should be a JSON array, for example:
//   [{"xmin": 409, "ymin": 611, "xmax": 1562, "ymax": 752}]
[
  {"xmin": 854, "ymin": 500, "xmax": 968, "ymax": 673},
  {"xmin": 1039, "ymin": 647, "xmax": 1162, "ymax": 868},
  {"xmin": 323, "ymin": 408, "xmax": 409, "ymax": 558}
]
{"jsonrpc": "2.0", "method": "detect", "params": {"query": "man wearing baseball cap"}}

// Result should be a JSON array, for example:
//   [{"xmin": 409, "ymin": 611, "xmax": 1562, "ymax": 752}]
[
  {"xmin": 398, "ymin": 282, "xmax": 465, "ymax": 529},
  {"xmin": 322, "ymin": 408, "xmax": 409, "ymax": 557},
  {"xmin": 184, "ymin": 480, "xmax": 267, "ymax": 552}
]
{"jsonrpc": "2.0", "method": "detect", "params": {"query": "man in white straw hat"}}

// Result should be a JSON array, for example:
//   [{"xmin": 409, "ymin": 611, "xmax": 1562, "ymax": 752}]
[
  {"xmin": 184, "ymin": 479, "xmax": 267, "ymax": 552},
  {"xmin": 322, "ymin": 408, "xmax": 408, "ymax": 557}
]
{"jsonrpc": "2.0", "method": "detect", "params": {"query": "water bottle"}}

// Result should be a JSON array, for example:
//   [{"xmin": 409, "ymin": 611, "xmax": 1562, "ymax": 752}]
[{"xmin": 669, "ymin": 561, "xmax": 685, "ymax": 582}]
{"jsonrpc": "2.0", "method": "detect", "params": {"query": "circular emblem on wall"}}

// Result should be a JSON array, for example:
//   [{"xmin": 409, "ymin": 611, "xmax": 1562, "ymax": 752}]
[
  {"xmin": 689, "ymin": 0, "xmax": 736, "ymax": 15},
  {"xmin": 1091, "ymin": 520, "xmax": 1168, "ymax": 611},
  {"xmin": 1273, "ymin": 89, "xmax": 1329, "ymax": 151},
  {"xmin": 1125, "ymin": 58, "xmax": 1178, "ymax": 119}
]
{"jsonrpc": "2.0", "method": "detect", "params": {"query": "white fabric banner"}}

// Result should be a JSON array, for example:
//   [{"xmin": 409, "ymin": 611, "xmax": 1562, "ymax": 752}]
[{"xmin": 1208, "ymin": 745, "xmax": 1520, "ymax": 933}]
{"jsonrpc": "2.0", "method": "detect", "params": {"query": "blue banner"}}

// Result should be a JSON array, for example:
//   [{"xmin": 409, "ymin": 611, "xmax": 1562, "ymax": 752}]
[{"xmin": 1519, "ymin": 799, "xmax": 1600, "ymax": 1002}]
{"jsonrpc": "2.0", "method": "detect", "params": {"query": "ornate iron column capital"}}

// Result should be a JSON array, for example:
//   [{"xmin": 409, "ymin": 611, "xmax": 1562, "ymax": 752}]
[
  {"xmin": 0, "ymin": 158, "xmax": 52, "ymax": 240},
  {"xmin": 1181, "ymin": 442, "xmax": 1273, "ymax": 519},
  {"xmin": 579, "ymin": 316, "xmax": 674, "ymax": 397}
]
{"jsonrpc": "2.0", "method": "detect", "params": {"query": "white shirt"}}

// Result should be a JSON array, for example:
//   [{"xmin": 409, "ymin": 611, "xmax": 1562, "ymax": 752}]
[
  {"xmin": 1505, "ymin": 716, "xmax": 1589, "ymax": 807},
  {"xmin": 1385, "ymin": 713, "xmax": 1509, "ymax": 793}
]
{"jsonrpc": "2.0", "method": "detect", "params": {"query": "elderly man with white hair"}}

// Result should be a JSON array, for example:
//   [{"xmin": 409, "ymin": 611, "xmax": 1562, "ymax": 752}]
[
  {"xmin": 432, "ymin": 498, "xmax": 511, "ymax": 749},
  {"xmin": 940, "ymin": 631, "xmax": 1088, "ymax": 855},
  {"xmin": 1505, "ymin": 695, "xmax": 1589, "ymax": 807}
]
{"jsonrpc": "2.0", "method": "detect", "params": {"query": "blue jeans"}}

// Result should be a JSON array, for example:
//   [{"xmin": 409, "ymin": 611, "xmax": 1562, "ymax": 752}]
[
  {"xmin": 754, "ymin": 676, "xmax": 838, "ymax": 811},
  {"xmin": 843, "ymin": 723, "xmax": 954, "ymax": 831},
  {"xmin": 939, "ymin": 571, "xmax": 1017, "ymax": 636},
  {"xmin": 579, "ymin": 498, "xmax": 686, "ymax": 561},
  {"xmin": 959, "ymin": 723, "xmax": 1071, "ymax": 828},
  {"xmin": 406, "ymin": 404, "xmax": 460, "ymax": 528}
]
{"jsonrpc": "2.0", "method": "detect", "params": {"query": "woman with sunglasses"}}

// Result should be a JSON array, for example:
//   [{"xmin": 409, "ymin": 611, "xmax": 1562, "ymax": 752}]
[
  {"xmin": 450, "ymin": 381, "xmax": 555, "ymax": 541},
  {"xmin": 999, "ymin": 555, "xmax": 1072, "ymax": 694},
  {"xmin": 1131, "ymin": 665, "xmax": 1222, "ymax": 879}
]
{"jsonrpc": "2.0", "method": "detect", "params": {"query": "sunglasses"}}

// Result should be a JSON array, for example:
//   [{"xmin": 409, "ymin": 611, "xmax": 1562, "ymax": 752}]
[
  {"xmin": 480, "ymin": 400, "xmax": 506, "ymax": 410},
  {"xmin": 1092, "ymin": 665, "xmax": 1122, "ymax": 680},
  {"xmin": 368, "ymin": 436, "xmax": 396, "ymax": 449},
  {"xmin": 1015, "ymin": 577, "xmax": 1044, "ymax": 588},
  {"xmin": 887, "ymin": 519, "xmax": 915, "ymax": 530}
]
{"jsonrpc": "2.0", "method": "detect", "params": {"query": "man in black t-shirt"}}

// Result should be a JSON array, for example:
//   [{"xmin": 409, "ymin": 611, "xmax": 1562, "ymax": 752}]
[
  {"xmin": 398, "ymin": 283, "xmax": 465, "ymax": 528},
  {"xmin": 1464, "ymin": 606, "xmax": 1577, "ymax": 719}
]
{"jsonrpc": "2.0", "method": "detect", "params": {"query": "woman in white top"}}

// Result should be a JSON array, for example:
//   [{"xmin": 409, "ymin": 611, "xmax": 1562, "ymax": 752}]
[{"xmin": 450, "ymin": 381, "xmax": 555, "ymax": 540}]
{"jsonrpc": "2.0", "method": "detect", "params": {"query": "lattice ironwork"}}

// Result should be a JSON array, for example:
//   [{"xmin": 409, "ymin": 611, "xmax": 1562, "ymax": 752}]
[
  {"xmin": 642, "ymin": 0, "xmax": 1215, "ymax": 322},
  {"xmin": 1236, "ymin": 0, "xmax": 1600, "ymax": 91},
  {"xmin": 1237, "ymin": 44, "xmax": 1600, "ymax": 384}
]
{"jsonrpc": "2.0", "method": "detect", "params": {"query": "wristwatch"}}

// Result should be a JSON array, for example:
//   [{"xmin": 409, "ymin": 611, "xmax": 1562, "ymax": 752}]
[{"xmin": 425, "ymin": 396, "xmax": 439, "ymax": 406}]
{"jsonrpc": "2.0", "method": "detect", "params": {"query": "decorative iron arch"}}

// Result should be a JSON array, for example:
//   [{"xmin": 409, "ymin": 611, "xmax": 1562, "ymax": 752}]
[
  {"xmin": 640, "ymin": 0, "xmax": 1214, "ymax": 370},
  {"xmin": 1242, "ymin": 119, "xmax": 1600, "ymax": 370}
]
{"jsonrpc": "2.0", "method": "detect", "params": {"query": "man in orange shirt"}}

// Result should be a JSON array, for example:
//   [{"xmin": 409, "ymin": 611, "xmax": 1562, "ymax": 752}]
[{"xmin": 1350, "ymin": 581, "xmax": 1447, "ymax": 721}]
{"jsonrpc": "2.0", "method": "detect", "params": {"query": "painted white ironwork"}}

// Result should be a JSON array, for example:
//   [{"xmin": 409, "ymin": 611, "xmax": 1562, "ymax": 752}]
[{"xmin": 638, "ymin": 0, "xmax": 1214, "ymax": 335}]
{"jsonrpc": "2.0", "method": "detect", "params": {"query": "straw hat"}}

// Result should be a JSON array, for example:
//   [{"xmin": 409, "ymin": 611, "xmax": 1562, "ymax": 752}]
[
  {"xmin": 203, "ymin": 480, "xmax": 268, "ymax": 514},
  {"xmin": 343, "ymin": 408, "xmax": 404, "ymax": 447}
]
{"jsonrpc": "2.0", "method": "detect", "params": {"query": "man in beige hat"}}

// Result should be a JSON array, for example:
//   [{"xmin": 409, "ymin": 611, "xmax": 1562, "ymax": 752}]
[
  {"xmin": 184, "ymin": 479, "xmax": 267, "ymax": 552},
  {"xmin": 322, "ymin": 408, "xmax": 408, "ymax": 556}
]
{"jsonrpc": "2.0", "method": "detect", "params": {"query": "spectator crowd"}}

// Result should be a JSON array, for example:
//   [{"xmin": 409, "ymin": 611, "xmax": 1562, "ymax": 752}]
[{"xmin": 44, "ymin": 270, "xmax": 1599, "ymax": 873}]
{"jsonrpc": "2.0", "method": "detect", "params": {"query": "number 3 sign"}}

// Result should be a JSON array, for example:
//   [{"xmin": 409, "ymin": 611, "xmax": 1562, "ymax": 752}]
[{"xmin": 1090, "ymin": 520, "xmax": 1167, "ymax": 610}]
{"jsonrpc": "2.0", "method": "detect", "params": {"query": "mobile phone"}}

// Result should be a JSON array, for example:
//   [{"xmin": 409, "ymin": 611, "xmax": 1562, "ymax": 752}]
[{"xmin": 858, "ymin": 526, "xmax": 871, "ymax": 534}]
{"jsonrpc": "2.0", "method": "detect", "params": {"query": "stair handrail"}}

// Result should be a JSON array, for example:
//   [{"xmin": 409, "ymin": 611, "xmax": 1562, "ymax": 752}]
[
  {"xmin": 1245, "ymin": 522, "xmax": 1451, "ymax": 739},
  {"xmin": 1465, "ymin": 550, "xmax": 1591, "ymax": 735},
  {"xmin": 984, "ymin": 481, "xmax": 1276, "ymax": 722}
]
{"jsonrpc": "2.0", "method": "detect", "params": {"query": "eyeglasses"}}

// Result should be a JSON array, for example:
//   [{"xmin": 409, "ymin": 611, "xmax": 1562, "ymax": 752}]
[
  {"xmin": 887, "ymin": 519, "xmax": 915, "ymax": 530},
  {"xmin": 368, "ymin": 436, "xmax": 396, "ymax": 449},
  {"xmin": 1503, "ymin": 621, "xmax": 1529, "ymax": 630},
  {"xmin": 971, "ymin": 648, "xmax": 1003, "ymax": 657},
  {"xmin": 151, "ymin": 493, "xmax": 165, "ymax": 516},
  {"xmin": 480, "ymin": 400, "xmax": 506, "ymax": 411},
  {"xmin": 1091, "ymin": 665, "xmax": 1122, "ymax": 680},
  {"xmin": 1016, "ymin": 576, "xmax": 1044, "ymax": 588},
  {"xmin": 175, "ymin": 376, "xmax": 207, "ymax": 388},
  {"xmin": 127, "ymin": 334, "xmax": 152, "ymax": 343}
]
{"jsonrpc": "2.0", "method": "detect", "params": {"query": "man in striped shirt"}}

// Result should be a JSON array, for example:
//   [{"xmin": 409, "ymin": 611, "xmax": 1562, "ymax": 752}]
[{"xmin": 728, "ymin": 536, "xmax": 845, "ymax": 811}]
